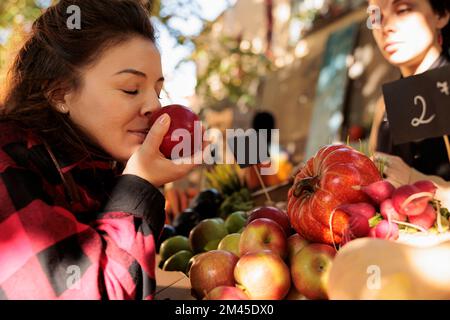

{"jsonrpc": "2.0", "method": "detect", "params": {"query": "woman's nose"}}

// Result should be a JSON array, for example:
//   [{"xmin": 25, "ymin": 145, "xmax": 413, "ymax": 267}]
[
  {"xmin": 141, "ymin": 94, "xmax": 162, "ymax": 117},
  {"xmin": 381, "ymin": 13, "xmax": 395, "ymax": 36}
]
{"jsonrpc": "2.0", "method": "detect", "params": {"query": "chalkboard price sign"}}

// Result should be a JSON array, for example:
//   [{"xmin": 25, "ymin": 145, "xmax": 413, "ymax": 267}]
[{"xmin": 382, "ymin": 65, "xmax": 450, "ymax": 145}]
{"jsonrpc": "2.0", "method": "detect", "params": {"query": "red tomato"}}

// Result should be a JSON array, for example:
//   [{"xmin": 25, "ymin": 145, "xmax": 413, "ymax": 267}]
[{"xmin": 287, "ymin": 145, "xmax": 381, "ymax": 245}]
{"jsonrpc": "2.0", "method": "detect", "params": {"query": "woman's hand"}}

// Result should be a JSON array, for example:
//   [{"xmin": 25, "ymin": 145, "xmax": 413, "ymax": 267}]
[
  {"xmin": 373, "ymin": 152, "xmax": 412, "ymax": 187},
  {"xmin": 123, "ymin": 114, "xmax": 202, "ymax": 187}
]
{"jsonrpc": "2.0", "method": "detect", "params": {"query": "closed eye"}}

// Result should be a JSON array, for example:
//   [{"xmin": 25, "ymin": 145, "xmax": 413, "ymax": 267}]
[{"xmin": 122, "ymin": 89, "xmax": 139, "ymax": 95}]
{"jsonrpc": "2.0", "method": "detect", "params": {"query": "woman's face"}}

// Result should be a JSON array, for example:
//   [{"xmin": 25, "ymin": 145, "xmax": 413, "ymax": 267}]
[
  {"xmin": 369, "ymin": 0, "xmax": 448, "ymax": 67},
  {"xmin": 64, "ymin": 36, "xmax": 164, "ymax": 163}
]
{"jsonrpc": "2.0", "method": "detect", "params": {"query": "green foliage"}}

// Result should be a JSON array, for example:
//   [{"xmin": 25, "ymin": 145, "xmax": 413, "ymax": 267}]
[{"xmin": 192, "ymin": 32, "xmax": 274, "ymax": 109}]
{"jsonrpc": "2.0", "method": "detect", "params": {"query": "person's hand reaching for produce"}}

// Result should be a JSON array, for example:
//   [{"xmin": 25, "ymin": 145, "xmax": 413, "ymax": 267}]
[{"xmin": 373, "ymin": 152, "xmax": 413, "ymax": 187}]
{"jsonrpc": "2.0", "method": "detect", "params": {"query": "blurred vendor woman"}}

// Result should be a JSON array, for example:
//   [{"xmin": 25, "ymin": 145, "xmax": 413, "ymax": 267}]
[
  {"xmin": 368, "ymin": 0, "xmax": 450, "ymax": 189},
  {"xmin": 0, "ymin": 0, "xmax": 197, "ymax": 299}
]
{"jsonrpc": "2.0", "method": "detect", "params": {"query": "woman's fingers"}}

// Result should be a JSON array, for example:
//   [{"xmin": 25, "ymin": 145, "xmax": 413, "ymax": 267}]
[{"xmin": 144, "ymin": 114, "xmax": 171, "ymax": 154}]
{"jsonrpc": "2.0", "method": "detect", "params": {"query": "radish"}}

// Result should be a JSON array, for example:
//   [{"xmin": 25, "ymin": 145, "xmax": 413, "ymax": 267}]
[
  {"xmin": 337, "ymin": 203, "xmax": 376, "ymax": 220},
  {"xmin": 392, "ymin": 185, "xmax": 432, "ymax": 216},
  {"xmin": 361, "ymin": 180, "xmax": 395, "ymax": 204},
  {"xmin": 413, "ymin": 180, "xmax": 437, "ymax": 197},
  {"xmin": 380, "ymin": 199, "xmax": 407, "ymax": 222},
  {"xmin": 348, "ymin": 214, "xmax": 370, "ymax": 238},
  {"xmin": 369, "ymin": 227, "xmax": 377, "ymax": 238},
  {"xmin": 408, "ymin": 204, "xmax": 437, "ymax": 230},
  {"xmin": 374, "ymin": 220, "xmax": 399, "ymax": 240}
]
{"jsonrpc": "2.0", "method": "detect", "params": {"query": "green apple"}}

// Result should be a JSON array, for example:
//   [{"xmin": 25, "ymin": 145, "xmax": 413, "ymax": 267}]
[
  {"xmin": 225, "ymin": 211, "xmax": 247, "ymax": 234},
  {"xmin": 159, "ymin": 235, "xmax": 191, "ymax": 263},
  {"xmin": 218, "ymin": 233, "xmax": 241, "ymax": 256},
  {"xmin": 189, "ymin": 218, "xmax": 228, "ymax": 253},
  {"xmin": 162, "ymin": 250, "xmax": 193, "ymax": 272}
]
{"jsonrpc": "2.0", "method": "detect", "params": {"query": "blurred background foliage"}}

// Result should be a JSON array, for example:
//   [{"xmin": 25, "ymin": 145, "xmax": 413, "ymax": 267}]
[{"xmin": 0, "ymin": 0, "xmax": 361, "ymax": 109}]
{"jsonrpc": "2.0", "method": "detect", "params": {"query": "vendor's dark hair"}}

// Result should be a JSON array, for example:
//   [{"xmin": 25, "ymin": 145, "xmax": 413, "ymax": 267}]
[
  {"xmin": 430, "ymin": 0, "xmax": 450, "ymax": 57},
  {"xmin": 0, "ymin": 0, "xmax": 155, "ymax": 163}
]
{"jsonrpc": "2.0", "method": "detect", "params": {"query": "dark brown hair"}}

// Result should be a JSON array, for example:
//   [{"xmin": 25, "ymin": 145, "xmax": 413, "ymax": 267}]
[
  {"xmin": 429, "ymin": 0, "xmax": 450, "ymax": 57},
  {"xmin": 0, "ymin": 0, "xmax": 155, "ymax": 163}
]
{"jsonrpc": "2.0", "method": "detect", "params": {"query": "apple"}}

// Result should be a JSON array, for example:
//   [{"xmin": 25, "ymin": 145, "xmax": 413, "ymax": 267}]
[
  {"xmin": 159, "ymin": 235, "xmax": 191, "ymax": 263},
  {"xmin": 189, "ymin": 250, "xmax": 238, "ymax": 299},
  {"xmin": 234, "ymin": 250, "xmax": 291, "ymax": 300},
  {"xmin": 205, "ymin": 286, "xmax": 248, "ymax": 300},
  {"xmin": 291, "ymin": 243, "xmax": 336, "ymax": 300},
  {"xmin": 225, "ymin": 211, "xmax": 247, "ymax": 234},
  {"xmin": 285, "ymin": 286, "xmax": 307, "ymax": 300},
  {"xmin": 287, "ymin": 233, "xmax": 308, "ymax": 262},
  {"xmin": 247, "ymin": 206, "xmax": 291, "ymax": 236},
  {"xmin": 189, "ymin": 218, "xmax": 228, "ymax": 254},
  {"xmin": 239, "ymin": 218, "xmax": 288, "ymax": 259},
  {"xmin": 148, "ymin": 104, "xmax": 200, "ymax": 159},
  {"xmin": 218, "ymin": 233, "xmax": 241, "ymax": 257}
]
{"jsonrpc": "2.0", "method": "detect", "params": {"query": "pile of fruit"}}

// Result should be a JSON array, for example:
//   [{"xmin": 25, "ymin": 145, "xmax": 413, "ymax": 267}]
[
  {"xmin": 159, "ymin": 206, "xmax": 336, "ymax": 300},
  {"xmin": 158, "ymin": 144, "xmax": 450, "ymax": 300}
]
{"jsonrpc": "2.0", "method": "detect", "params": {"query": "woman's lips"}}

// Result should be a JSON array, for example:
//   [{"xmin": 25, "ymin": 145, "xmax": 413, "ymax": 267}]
[
  {"xmin": 384, "ymin": 42, "xmax": 402, "ymax": 54},
  {"xmin": 128, "ymin": 131, "xmax": 147, "ymax": 141}
]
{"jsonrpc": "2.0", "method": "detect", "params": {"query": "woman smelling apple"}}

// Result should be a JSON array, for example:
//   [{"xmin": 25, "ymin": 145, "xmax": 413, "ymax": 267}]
[{"xmin": 0, "ymin": 0, "xmax": 199, "ymax": 299}]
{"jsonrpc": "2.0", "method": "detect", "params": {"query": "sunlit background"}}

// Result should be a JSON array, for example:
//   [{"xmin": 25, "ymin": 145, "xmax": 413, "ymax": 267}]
[{"xmin": 0, "ymin": 0, "xmax": 399, "ymax": 163}]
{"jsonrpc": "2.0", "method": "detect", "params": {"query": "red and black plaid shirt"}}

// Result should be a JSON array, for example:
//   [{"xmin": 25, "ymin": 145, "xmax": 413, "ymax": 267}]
[{"xmin": 0, "ymin": 120, "xmax": 165, "ymax": 300}]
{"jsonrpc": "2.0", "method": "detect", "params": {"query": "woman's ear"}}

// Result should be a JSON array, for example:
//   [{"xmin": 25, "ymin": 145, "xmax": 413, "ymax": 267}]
[{"xmin": 437, "ymin": 11, "xmax": 450, "ymax": 30}]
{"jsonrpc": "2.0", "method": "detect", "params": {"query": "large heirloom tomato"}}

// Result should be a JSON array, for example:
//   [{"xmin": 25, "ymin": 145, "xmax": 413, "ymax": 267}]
[{"xmin": 287, "ymin": 145, "xmax": 381, "ymax": 245}]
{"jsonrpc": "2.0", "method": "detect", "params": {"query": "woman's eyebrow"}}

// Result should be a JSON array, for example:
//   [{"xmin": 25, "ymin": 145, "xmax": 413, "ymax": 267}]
[
  {"xmin": 392, "ymin": 0, "xmax": 408, "ymax": 5},
  {"xmin": 114, "ymin": 68, "xmax": 147, "ymax": 78},
  {"xmin": 157, "ymin": 76, "xmax": 165, "ymax": 83}
]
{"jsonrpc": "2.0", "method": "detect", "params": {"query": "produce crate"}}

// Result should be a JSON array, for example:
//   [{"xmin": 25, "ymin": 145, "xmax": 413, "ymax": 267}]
[{"xmin": 250, "ymin": 180, "xmax": 292, "ymax": 208}]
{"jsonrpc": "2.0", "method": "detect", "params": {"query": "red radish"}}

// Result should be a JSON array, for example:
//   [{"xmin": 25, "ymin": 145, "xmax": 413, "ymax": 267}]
[
  {"xmin": 337, "ymin": 203, "xmax": 376, "ymax": 220},
  {"xmin": 369, "ymin": 227, "xmax": 377, "ymax": 238},
  {"xmin": 361, "ymin": 180, "xmax": 395, "ymax": 204},
  {"xmin": 374, "ymin": 220, "xmax": 399, "ymax": 240},
  {"xmin": 413, "ymin": 180, "xmax": 437, "ymax": 197},
  {"xmin": 408, "ymin": 204, "xmax": 437, "ymax": 230},
  {"xmin": 380, "ymin": 199, "xmax": 407, "ymax": 222},
  {"xmin": 348, "ymin": 214, "xmax": 370, "ymax": 238},
  {"xmin": 392, "ymin": 185, "xmax": 431, "ymax": 216}
]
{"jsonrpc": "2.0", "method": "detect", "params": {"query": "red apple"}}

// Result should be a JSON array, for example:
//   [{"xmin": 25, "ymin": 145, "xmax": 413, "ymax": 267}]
[
  {"xmin": 239, "ymin": 218, "xmax": 287, "ymax": 259},
  {"xmin": 205, "ymin": 286, "xmax": 248, "ymax": 300},
  {"xmin": 148, "ymin": 104, "xmax": 201, "ymax": 159},
  {"xmin": 287, "ymin": 233, "xmax": 309, "ymax": 262},
  {"xmin": 247, "ymin": 206, "xmax": 291, "ymax": 236},
  {"xmin": 189, "ymin": 250, "xmax": 238, "ymax": 299},
  {"xmin": 234, "ymin": 250, "xmax": 291, "ymax": 300},
  {"xmin": 290, "ymin": 243, "xmax": 336, "ymax": 300}
]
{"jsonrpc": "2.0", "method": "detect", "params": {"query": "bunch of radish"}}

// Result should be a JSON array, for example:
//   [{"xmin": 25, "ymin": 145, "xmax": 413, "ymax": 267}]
[{"xmin": 337, "ymin": 180, "xmax": 443, "ymax": 245}]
